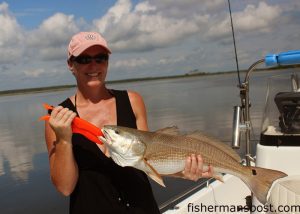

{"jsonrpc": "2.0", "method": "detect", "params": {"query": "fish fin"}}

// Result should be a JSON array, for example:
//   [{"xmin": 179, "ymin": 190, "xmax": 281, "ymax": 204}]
[
  {"xmin": 167, "ymin": 171, "xmax": 224, "ymax": 183},
  {"xmin": 212, "ymin": 172, "xmax": 224, "ymax": 182},
  {"xmin": 185, "ymin": 131, "xmax": 241, "ymax": 162},
  {"xmin": 168, "ymin": 171, "xmax": 185, "ymax": 178},
  {"xmin": 143, "ymin": 159, "xmax": 166, "ymax": 187},
  {"xmin": 241, "ymin": 166, "xmax": 287, "ymax": 204},
  {"xmin": 154, "ymin": 126, "xmax": 180, "ymax": 136}
]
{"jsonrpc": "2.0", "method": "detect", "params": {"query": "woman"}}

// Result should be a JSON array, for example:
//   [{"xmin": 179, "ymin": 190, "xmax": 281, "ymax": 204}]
[{"xmin": 45, "ymin": 32, "xmax": 213, "ymax": 214}]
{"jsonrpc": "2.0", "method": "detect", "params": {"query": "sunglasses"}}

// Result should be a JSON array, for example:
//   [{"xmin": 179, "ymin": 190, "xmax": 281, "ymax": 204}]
[{"xmin": 71, "ymin": 54, "xmax": 109, "ymax": 64}]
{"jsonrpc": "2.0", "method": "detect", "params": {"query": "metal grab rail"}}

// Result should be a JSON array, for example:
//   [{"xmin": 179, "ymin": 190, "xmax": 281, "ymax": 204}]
[
  {"xmin": 232, "ymin": 50, "xmax": 300, "ymax": 166},
  {"xmin": 234, "ymin": 59, "xmax": 265, "ymax": 166}
]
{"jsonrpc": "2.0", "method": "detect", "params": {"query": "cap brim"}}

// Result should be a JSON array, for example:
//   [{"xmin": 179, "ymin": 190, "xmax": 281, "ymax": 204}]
[{"xmin": 71, "ymin": 41, "xmax": 111, "ymax": 57}]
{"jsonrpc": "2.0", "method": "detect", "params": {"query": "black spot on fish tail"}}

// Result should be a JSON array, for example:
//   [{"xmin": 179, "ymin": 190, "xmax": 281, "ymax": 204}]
[{"xmin": 242, "ymin": 166, "xmax": 287, "ymax": 204}]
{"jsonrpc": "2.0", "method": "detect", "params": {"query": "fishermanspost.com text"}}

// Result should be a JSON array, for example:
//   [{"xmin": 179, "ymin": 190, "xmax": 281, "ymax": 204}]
[{"xmin": 187, "ymin": 202, "xmax": 300, "ymax": 213}]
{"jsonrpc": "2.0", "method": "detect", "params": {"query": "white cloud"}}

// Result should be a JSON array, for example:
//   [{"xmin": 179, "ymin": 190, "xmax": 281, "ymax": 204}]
[
  {"xmin": 22, "ymin": 65, "xmax": 67, "ymax": 78},
  {"xmin": 0, "ymin": 0, "xmax": 299, "ymax": 90},
  {"xmin": 0, "ymin": 2, "xmax": 24, "ymax": 63},
  {"xmin": 23, "ymin": 68, "xmax": 46, "ymax": 77},
  {"xmin": 112, "ymin": 15, "xmax": 199, "ymax": 52},
  {"xmin": 38, "ymin": 46, "xmax": 68, "ymax": 61},
  {"xmin": 111, "ymin": 58, "xmax": 149, "ymax": 69},
  {"xmin": 158, "ymin": 55, "xmax": 186, "ymax": 65},
  {"xmin": 37, "ymin": 13, "xmax": 78, "ymax": 43},
  {"xmin": 93, "ymin": 0, "xmax": 202, "ymax": 53},
  {"xmin": 0, "ymin": 2, "xmax": 21, "ymax": 44},
  {"xmin": 234, "ymin": 2, "xmax": 282, "ymax": 32},
  {"xmin": 151, "ymin": 0, "xmax": 224, "ymax": 17},
  {"xmin": 134, "ymin": 1, "xmax": 156, "ymax": 13},
  {"xmin": 93, "ymin": 0, "xmax": 132, "ymax": 34},
  {"xmin": 206, "ymin": 2, "xmax": 282, "ymax": 41},
  {"xmin": 0, "ymin": 7, "xmax": 80, "ymax": 64},
  {"xmin": 26, "ymin": 13, "xmax": 79, "ymax": 60}
]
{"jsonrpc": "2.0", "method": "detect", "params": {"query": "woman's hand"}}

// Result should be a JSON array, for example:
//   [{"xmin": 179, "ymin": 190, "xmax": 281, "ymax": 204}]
[
  {"xmin": 49, "ymin": 106, "xmax": 77, "ymax": 143},
  {"xmin": 182, "ymin": 154, "xmax": 213, "ymax": 181}
]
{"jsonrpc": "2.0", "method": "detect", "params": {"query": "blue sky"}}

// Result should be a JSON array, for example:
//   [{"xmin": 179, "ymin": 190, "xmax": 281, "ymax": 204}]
[
  {"xmin": 0, "ymin": 0, "xmax": 300, "ymax": 90},
  {"xmin": 8, "ymin": 0, "xmax": 115, "ymax": 28}
]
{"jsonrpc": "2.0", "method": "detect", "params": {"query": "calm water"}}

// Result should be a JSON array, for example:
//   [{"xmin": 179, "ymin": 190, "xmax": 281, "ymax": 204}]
[{"xmin": 0, "ymin": 70, "xmax": 295, "ymax": 213}]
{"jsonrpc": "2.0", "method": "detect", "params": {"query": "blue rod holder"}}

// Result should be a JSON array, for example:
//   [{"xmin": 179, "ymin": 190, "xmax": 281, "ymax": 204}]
[{"xmin": 265, "ymin": 50, "xmax": 300, "ymax": 67}]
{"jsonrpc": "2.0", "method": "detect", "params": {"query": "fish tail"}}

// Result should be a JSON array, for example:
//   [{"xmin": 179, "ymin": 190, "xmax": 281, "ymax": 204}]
[{"xmin": 242, "ymin": 166, "xmax": 287, "ymax": 204}]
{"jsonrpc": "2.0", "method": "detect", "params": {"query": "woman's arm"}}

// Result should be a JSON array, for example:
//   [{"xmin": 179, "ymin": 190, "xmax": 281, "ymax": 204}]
[
  {"xmin": 128, "ymin": 91, "xmax": 149, "ymax": 131},
  {"xmin": 45, "ymin": 106, "xmax": 78, "ymax": 196}
]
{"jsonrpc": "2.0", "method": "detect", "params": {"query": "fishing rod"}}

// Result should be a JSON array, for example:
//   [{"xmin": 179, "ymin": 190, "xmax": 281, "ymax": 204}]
[
  {"xmin": 228, "ymin": 0, "xmax": 255, "ymax": 167},
  {"xmin": 227, "ymin": 0, "xmax": 241, "ymax": 87}
]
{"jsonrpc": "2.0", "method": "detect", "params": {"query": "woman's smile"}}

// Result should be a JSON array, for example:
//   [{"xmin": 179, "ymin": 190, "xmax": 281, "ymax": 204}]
[{"xmin": 86, "ymin": 72, "xmax": 100, "ymax": 77}]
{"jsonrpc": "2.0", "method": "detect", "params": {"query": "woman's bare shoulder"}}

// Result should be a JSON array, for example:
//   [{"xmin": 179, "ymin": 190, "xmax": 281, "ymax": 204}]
[{"xmin": 127, "ymin": 90, "xmax": 144, "ymax": 104}]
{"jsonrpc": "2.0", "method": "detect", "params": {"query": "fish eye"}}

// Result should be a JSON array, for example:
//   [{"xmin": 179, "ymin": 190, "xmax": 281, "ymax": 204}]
[{"xmin": 114, "ymin": 130, "xmax": 119, "ymax": 134}]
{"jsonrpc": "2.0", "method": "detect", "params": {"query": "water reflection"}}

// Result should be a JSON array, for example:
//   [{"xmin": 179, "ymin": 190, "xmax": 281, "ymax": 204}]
[{"xmin": 0, "ymin": 130, "xmax": 33, "ymax": 181}]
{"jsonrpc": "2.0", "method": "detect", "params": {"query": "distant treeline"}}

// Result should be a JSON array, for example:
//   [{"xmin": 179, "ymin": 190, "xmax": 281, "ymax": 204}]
[
  {"xmin": 0, "ymin": 85, "xmax": 76, "ymax": 96},
  {"xmin": 0, "ymin": 71, "xmax": 232, "ymax": 96},
  {"xmin": 1, "ymin": 64, "xmax": 299, "ymax": 96}
]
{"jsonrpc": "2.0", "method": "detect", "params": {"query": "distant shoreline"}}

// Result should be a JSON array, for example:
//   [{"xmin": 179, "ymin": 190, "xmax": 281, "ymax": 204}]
[
  {"xmin": 0, "ymin": 65, "xmax": 298, "ymax": 96},
  {"xmin": 0, "ymin": 71, "xmax": 235, "ymax": 96}
]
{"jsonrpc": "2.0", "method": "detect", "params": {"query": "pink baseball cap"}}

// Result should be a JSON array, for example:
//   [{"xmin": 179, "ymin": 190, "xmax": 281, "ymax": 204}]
[{"xmin": 68, "ymin": 32, "xmax": 111, "ymax": 59}]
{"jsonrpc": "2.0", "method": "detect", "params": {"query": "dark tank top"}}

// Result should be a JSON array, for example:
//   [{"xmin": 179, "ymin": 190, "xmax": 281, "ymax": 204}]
[{"xmin": 58, "ymin": 89, "xmax": 160, "ymax": 214}]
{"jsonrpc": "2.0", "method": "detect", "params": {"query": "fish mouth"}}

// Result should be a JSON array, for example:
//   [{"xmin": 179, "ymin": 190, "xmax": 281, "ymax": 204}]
[{"xmin": 100, "ymin": 128, "xmax": 111, "ymax": 145}]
